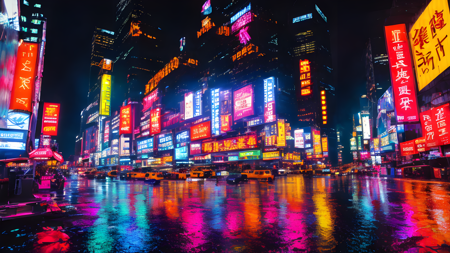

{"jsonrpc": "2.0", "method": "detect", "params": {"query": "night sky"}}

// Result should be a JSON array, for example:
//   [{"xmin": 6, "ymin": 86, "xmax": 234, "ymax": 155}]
[{"xmin": 36, "ymin": 0, "xmax": 393, "ymax": 163}]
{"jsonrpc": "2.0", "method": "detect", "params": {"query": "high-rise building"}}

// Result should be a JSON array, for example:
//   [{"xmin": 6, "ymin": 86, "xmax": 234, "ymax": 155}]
[
  {"xmin": 19, "ymin": 0, "xmax": 46, "ymax": 43},
  {"xmin": 89, "ymin": 28, "xmax": 115, "ymax": 92},
  {"xmin": 113, "ymin": 0, "xmax": 165, "ymax": 107}
]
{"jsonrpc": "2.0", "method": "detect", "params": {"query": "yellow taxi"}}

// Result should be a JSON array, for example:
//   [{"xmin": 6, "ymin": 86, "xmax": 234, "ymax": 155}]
[
  {"xmin": 126, "ymin": 171, "xmax": 147, "ymax": 180},
  {"xmin": 242, "ymin": 169, "xmax": 274, "ymax": 182},
  {"xmin": 190, "ymin": 167, "xmax": 215, "ymax": 178},
  {"xmin": 144, "ymin": 172, "xmax": 165, "ymax": 181},
  {"xmin": 167, "ymin": 172, "xmax": 187, "ymax": 180},
  {"xmin": 107, "ymin": 170, "xmax": 118, "ymax": 177}
]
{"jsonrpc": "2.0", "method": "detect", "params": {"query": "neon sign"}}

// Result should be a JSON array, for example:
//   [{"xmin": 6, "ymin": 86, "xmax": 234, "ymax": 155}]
[
  {"xmin": 145, "ymin": 57, "xmax": 179, "ymax": 94},
  {"xmin": 293, "ymin": 13, "xmax": 312, "ymax": 23},
  {"xmin": 231, "ymin": 11, "xmax": 252, "ymax": 33},
  {"xmin": 231, "ymin": 3, "xmax": 251, "ymax": 23},
  {"xmin": 201, "ymin": 0, "xmax": 212, "ymax": 15},
  {"xmin": 202, "ymin": 133, "xmax": 257, "ymax": 153},
  {"xmin": 197, "ymin": 16, "xmax": 215, "ymax": 38},
  {"xmin": 185, "ymin": 92, "xmax": 194, "ymax": 120},
  {"xmin": 42, "ymin": 103, "xmax": 60, "ymax": 136},
  {"xmin": 99, "ymin": 74, "xmax": 111, "ymax": 116},
  {"xmin": 264, "ymin": 77, "xmax": 276, "ymax": 123},
  {"xmin": 211, "ymin": 89, "xmax": 220, "ymax": 135},
  {"xmin": 321, "ymin": 90, "xmax": 327, "ymax": 124},
  {"xmin": 119, "ymin": 105, "xmax": 132, "ymax": 135},
  {"xmin": 300, "ymin": 59, "xmax": 312, "ymax": 96},
  {"xmin": 191, "ymin": 121, "xmax": 211, "ymax": 141},
  {"xmin": 232, "ymin": 44, "xmax": 258, "ymax": 61},
  {"xmin": 236, "ymin": 26, "xmax": 251, "ymax": 44},
  {"xmin": 150, "ymin": 108, "xmax": 161, "ymax": 135},
  {"xmin": 234, "ymin": 85, "xmax": 254, "ymax": 121}
]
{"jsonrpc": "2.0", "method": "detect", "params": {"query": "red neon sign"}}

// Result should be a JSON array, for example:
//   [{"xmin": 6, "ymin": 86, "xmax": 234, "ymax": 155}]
[
  {"xmin": 10, "ymin": 42, "xmax": 39, "ymax": 112},
  {"xmin": 231, "ymin": 11, "xmax": 252, "ymax": 33},
  {"xmin": 221, "ymin": 115, "xmax": 231, "ymax": 132},
  {"xmin": 385, "ymin": 24, "xmax": 419, "ymax": 123},
  {"xmin": 41, "ymin": 103, "xmax": 60, "ymax": 136},
  {"xmin": 420, "ymin": 109, "xmax": 440, "ymax": 148},
  {"xmin": 202, "ymin": 133, "xmax": 257, "ymax": 153},
  {"xmin": 400, "ymin": 140, "xmax": 417, "ymax": 156},
  {"xmin": 120, "ymin": 105, "xmax": 132, "ymax": 135},
  {"xmin": 191, "ymin": 121, "xmax": 211, "ymax": 141},
  {"xmin": 143, "ymin": 88, "xmax": 158, "ymax": 111},
  {"xmin": 150, "ymin": 108, "xmax": 161, "ymax": 135}
]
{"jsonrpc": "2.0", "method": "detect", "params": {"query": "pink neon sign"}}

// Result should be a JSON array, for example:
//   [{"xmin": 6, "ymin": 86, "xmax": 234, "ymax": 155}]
[
  {"xmin": 231, "ymin": 11, "xmax": 252, "ymax": 33},
  {"xmin": 237, "ymin": 26, "xmax": 251, "ymax": 44}
]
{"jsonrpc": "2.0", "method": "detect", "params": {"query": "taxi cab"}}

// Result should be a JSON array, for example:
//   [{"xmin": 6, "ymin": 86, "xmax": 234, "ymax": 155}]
[
  {"xmin": 126, "ymin": 171, "xmax": 147, "ymax": 180},
  {"xmin": 107, "ymin": 170, "xmax": 118, "ymax": 177},
  {"xmin": 166, "ymin": 172, "xmax": 187, "ymax": 180},
  {"xmin": 190, "ymin": 167, "xmax": 215, "ymax": 178},
  {"xmin": 144, "ymin": 172, "xmax": 165, "ymax": 181},
  {"xmin": 241, "ymin": 169, "xmax": 274, "ymax": 182}
]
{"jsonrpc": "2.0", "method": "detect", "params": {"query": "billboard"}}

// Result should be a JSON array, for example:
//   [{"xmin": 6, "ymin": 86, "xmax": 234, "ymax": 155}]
[
  {"xmin": 175, "ymin": 130, "xmax": 190, "ymax": 146},
  {"xmin": 385, "ymin": 24, "xmax": 419, "ymax": 123},
  {"xmin": 420, "ymin": 103, "xmax": 450, "ymax": 147},
  {"xmin": 99, "ymin": 74, "xmax": 111, "ymax": 116},
  {"xmin": 103, "ymin": 120, "xmax": 110, "ymax": 145},
  {"xmin": 300, "ymin": 59, "xmax": 312, "ymax": 97},
  {"xmin": 234, "ymin": 85, "xmax": 254, "ymax": 121},
  {"xmin": 220, "ymin": 89, "xmax": 232, "ymax": 133},
  {"xmin": 0, "ymin": 130, "xmax": 27, "ymax": 151},
  {"xmin": 143, "ymin": 88, "xmax": 158, "ymax": 111},
  {"xmin": 246, "ymin": 116, "xmax": 264, "ymax": 127},
  {"xmin": 201, "ymin": 0, "xmax": 212, "ymax": 15},
  {"xmin": 194, "ymin": 90, "xmax": 202, "ymax": 117},
  {"xmin": 190, "ymin": 142, "xmax": 202, "ymax": 155},
  {"xmin": 184, "ymin": 92, "xmax": 194, "ymax": 120},
  {"xmin": 150, "ymin": 108, "xmax": 161, "ymax": 135},
  {"xmin": 409, "ymin": 0, "xmax": 450, "ymax": 91},
  {"xmin": 211, "ymin": 88, "xmax": 220, "ymax": 135},
  {"xmin": 42, "ymin": 103, "xmax": 60, "ymax": 136},
  {"xmin": 10, "ymin": 42, "xmax": 38, "ymax": 112},
  {"xmin": 202, "ymin": 133, "xmax": 257, "ymax": 153},
  {"xmin": 362, "ymin": 114, "xmax": 371, "ymax": 139},
  {"xmin": 294, "ymin": 129, "xmax": 304, "ymax": 148},
  {"xmin": 119, "ymin": 136, "xmax": 130, "ymax": 156},
  {"xmin": 230, "ymin": 3, "xmax": 251, "ymax": 23},
  {"xmin": 137, "ymin": 137, "xmax": 153, "ymax": 154},
  {"xmin": 119, "ymin": 105, "xmax": 132, "ymax": 135},
  {"xmin": 264, "ymin": 77, "xmax": 276, "ymax": 123},
  {"xmin": 157, "ymin": 133, "xmax": 173, "ymax": 151},
  {"xmin": 263, "ymin": 151, "xmax": 280, "ymax": 160},
  {"xmin": 161, "ymin": 112, "xmax": 181, "ymax": 129},
  {"xmin": 378, "ymin": 86, "xmax": 395, "ymax": 111},
  {"xmin": 312, "ymin": 129, "xmax": 322, "ymax": 158},
  {"xmin": 231, "ymin": 11, "xmax": 252, "ymax": 33},
  {"xmin": 6, "ymin": 111, "xmax": 30, "ymax": 130},
  {"xmin": 400, "ymin": 140, "xmax": 416, "ymax": 156},
  {"xmin": 191, "ymin": 121, "xmax": 211, "ymax": 141},
  {"xmin": 414, "ymin": 137, "xmax": 428, "ymax": 152},
  {"xmin": 175, "ymin": 146, "xmax": 188, "ymax": 160},
  {"xmin": 322, "ymin": 137, "xmax": 328, "ymax": 152},
  {"xmin": 276, "ymin": 119, "xmax": 286, "ymax": 147}
]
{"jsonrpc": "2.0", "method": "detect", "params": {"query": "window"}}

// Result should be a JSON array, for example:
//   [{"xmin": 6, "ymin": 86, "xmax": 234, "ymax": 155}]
[
  {"xmin": 265, "ymin": 171, "xmax": 270, "ymax": 174},
  {"xmin": 34, "ymin": 3, "xmax": 41, "ymax": 8},
  {"xmin": 30, "ymin": 28, "xmax": 38, "ymax": 34},
  {"xmin": 23, "ymin": 0, "xmax": 29, "ymax": 6},
  {"xmin": 21, "ymin": 16, "xmax": 26, "ymax": 22},
  {"xmin": 31, "ymin": 19, "xmax": 41, "ymax": 25},
  {"xmin": 30, "ymin": 37, "xmax": 38, "ymax": 42},
  {"xmin": 22, "ymin": 27, "xmax": 28, "ymax": 32}
]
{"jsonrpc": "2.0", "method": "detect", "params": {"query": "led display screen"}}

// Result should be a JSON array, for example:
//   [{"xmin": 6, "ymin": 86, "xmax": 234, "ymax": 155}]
[
  {"xmin": 42, "ymin": 103, "xmax": 60, "ymax": 136},
  {"xmin": 176, "ymin": 130, "xmax": 190, "ymax": 145},
  {"xmin": 175, "ymin": 146, "xmax": 188, "ymax": 160},
  {"xmin": 202, "ymin": 133, "xmax": 257, "ymax": 153},
  {"xmin": 233, "ymin": 85, "xmax": 254, "ymax": 121},
  {"xmin": 211, "ymin": 88, "xmax": 220, "ymax": 135},
  {"xmin": 157, "ymin": 133, "xmax": 173, "ymax": 151},
  {"xmin": 120, "ymin": 105, "xmax": 132, "ymax": 135},
  {"xmin": 6, "ymin": 111, "xmax": 30, "ymax": 130},
  {"xmin": 184, "ymin": 92, "xmax": 194, "ymax": 120},
  {"xmin": 137, "ymin": 137, "xmax": 153, "ymax": 154},
  {"xmin": 191, "ymin": 121, "xmax": 211, "ymax": 141},
  {"xmin": 99, "ymin": 74, "xmax": 111, "ymax": 116},
  {"xmin": 264, "ymin": 77, "xmax": 276, "ymax": 123},
  {"xmin": 294, "ymin": 129, "xmax": 304, "ymax": 148},
  {"xmin": 151, "ymin": 108, "xmax": 161, "ymax": 135}
]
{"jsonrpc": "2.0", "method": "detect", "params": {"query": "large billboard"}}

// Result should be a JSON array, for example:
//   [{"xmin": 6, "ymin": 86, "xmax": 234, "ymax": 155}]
[
  {"xmin": 300, "ymin": 59, "xmax": 312, "ymax": 96},
  {"xmin": 194, "ymin": 90, "xmax": 202, "ymax": 117},
  {"xmin": 119, "ymin": 105, "xmax": 132, "ymax": 135},
  {"xmin": 6, "ymin": 111, "xmax": 30, "ymax": 130},
  {"xmin": 264, "ymin": 77, "xmax": 276, "ymax": 123},
  {"xmin": 184, "ymin": 92, "xmax": 194, "ymax": 120},
  {"xmin": 42, "ymin": 103, "xmax": 60, "ymax": 136},
  {"xmin": 143, "ymin": 88, "xmax": 159, "ymax": 111},
  {"xmin": 137, "ymin": 137, "xmax": 153, "ymax": 154},
  {"xmin": 294, "ymin": 129, "xmax": 304, "ymax": 148},
  {"xmin": 420, "ymin": 103, "xmax": 450, "ymax": 147},
  {"xmin": 157, "ymin": 133, "xmax": 173, "ymax": 151},
  {"xmin": 202, "ymin": 133, "xmax": 257, "ymax": 153},
  {"xmin": 385, "ymin": 24, "xmax": 419, "ymax": 123},
  {"xmin": 220, "ymin": 89, "xmax": 232, "ymax": 133},
  {"xmin": 276, "ymin": 119, "xmax": 286, "ymax": 147},
  {"xmin": 10, "ymin": 42, "xmax": 39, "ymax": 112},
  {"xmin": 0, "ymin": 130, "xmax": 27, "ymax": 151},
  {"xmin": 409, "ymin": 0, "xmax": 450, "ymax": 91},
  {"xmin": 362, "ymin": 114, "xmax": 371, "ymax": 139},
  {"xmin": 99, "ymin": 74, "xmax": 111, "ymax": 116},
  {"xmin": 175, "ymin": 130, "xmax": 190, "ymax": 146},
  {"xmin": 312, "ymin": 129, "xmax": 322, "ymax": 158},
  {"xmin": 234, "ymin": 85, "xmax": 254, "ymax": 121},
  {"xmin": 191, "ymin": 121, "xmax": 211, "ymax": 141},
  {"xmin": 150, "ymin": 108, "xmax": 161, "ymax": 135},
  {"xmin": 211, "ymin": 88, "xmax": 220, "ymax": 135}
]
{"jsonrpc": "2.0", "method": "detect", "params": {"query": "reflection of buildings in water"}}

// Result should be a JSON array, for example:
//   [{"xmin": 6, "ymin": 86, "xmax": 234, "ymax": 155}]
[
  {"xmin": 429, "ymin": 185, "xmax": 450, "ymax": 245},
  {"xmin": 225, "ymin": 197, "xmax": 244, "ymax": 239},
  {"xmin": 181, "ymin": 188, "xmax": 207, "ymax": 250},
  {"xmin": 312, "ymin": 178, "xmax": 336, "ymax": 251}
]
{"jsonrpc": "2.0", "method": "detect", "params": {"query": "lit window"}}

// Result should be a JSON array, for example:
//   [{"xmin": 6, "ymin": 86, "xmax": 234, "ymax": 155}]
[
  {"xmin": 21, "ymin": 16, "xmax": 27, "ymax": 22},
  {"xmin": 31, "ymin": 19, "xmax": 41, "ymax": 25},
  {"xmin": 23, "ymin": 0, "xmax": 29, "ymax": 6},
  {"xmin": 30, "ymin": 37, "xmax": 38, "ymax": 42},
  {"xmin": 22, "ymin": 27, "xmax": 28, "ymax": 32},
  {"xmin": 34, "ymin": 3, "xmax": 41, "ymax": 8},
  {"xmin": 30, "ymin": 28, "xmax": 38, "ymax": 34},
  {"xmin": 321, "ymin": 91, "xmax": 325, "ymax": 95}
]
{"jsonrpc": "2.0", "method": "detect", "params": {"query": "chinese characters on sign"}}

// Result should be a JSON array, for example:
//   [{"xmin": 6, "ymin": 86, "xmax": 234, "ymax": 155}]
[
  {"xmin": 42, "ymin": 103, "xmax": 60, "ymax": 136},
  {"xmin": 400, "ymin": 140, "xmax": 417, "ymax": 156},
  {"xmin": 211, "ymin": 89, "xmax": 220, "ymax": 135},
  {"xmin": 234, "ymin": 85, "xmax": 254, "ymax": 121},
  {"xmin": 202, "ymin": 133, "xmax": 257, "ymax": 153},
  {"xmin": 100, "ymin": 74, "xmax": 111, "ymax": 116},
  {"xmin": 191, "ymin": 121, "xmax": 211, "ymax": 141},
  {"xmin": 232, "ymin": 44, "xmax": 258, "ymax": 61},
  {"xmin": 409, "ymin": 0, "xmax": 450, "ymax": 91},
  {"xmin": 300, "ymin": 59, "xmax": 312, "ymax": 96},
  {"xmin": 264, "ymin": 77, "xmax": 276, "ymax": 123},
  {"xmin": 197, "ymin": 16, "xmax": 215, "ymax": 38},
  {"xmin": 420, "ymin": 103, "xmax": 450, "ymax": 147},
  {"xmin": 194, "ymin": 90, "xmax": 202, "ymax": 117},
  {"xmin": 120, "ymin": 105, "xmax": 132, "ymax": 135},
  {"xmin": 143, "ymin": 88, "xmax": 158, "ymax": 111},
  {"xmin": 231, "ymin": 11, "xmax": 252, "ymax": 33},
  {"xmin": 150, "ymin": 108, "xmax": 161, "ymax": 135},
  {"xmin": 145, "ymin": 58, "xmax": 179, "ymax": 94},
  {"xmin": 10, "ymin": 42, "xmax": 38, "ymax": 112},
  {"xmin": 385, "ymin": 24, "xmax": 420, "ymax": 123},
  {"xmin": 157, "ymin": 133, "xmax": 173, "ymax": 151},
  {"xmin": 276, "ymin": 119, "xmax": 286, "ymax": 147}
]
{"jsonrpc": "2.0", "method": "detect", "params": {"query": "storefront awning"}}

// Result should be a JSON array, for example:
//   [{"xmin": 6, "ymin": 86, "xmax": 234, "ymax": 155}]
[{"xmin": 29, "ymin": 148, "xmax": 64, "ymax": 163}]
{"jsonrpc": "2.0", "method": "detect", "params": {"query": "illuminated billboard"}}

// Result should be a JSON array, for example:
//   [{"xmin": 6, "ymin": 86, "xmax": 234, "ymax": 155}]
[
  {"xmin": 264, "ymin": 77, "xmax": 276, "ymax": 123},
  {"xmin": 234, "ymin": 85, "xmax": 254, "ymax": 121},
  {"xmin": 191, "ymin": 121, "xmax": 211, "ymax": 141},
  {"xmin": 194, "ymin": 90, "xmax": 202, "ymax": 117},
  {"xmin": 385, "ymin": 24, "xmax": 419, "ymax": 123},
  {"xmin": 0, "ymin": 130, "xmax": 27, "ymax": 151},
  {"xmin": 230, "ymin": 3, "xmax": 251, "ymax": 23},
  {"xmin": 150, "ymin": 108, "xmax": 161, "ymax": 135},
  {"xmin": 201, "ymin": 0, "xmax": 212, "ymax": 15},
  {"xmin": 420, "ymin": 103, "xmax": 450, "ymax": 147},
  {"xmin": 276, "ymin": 119, "xmax": 286, "ymax": 147},
  {"xmin": 400, "ymin": 140, "xmax": 416, "ymax": 156},
  {"xmin": 175, "ymin": 130, "xmax": 190, "ymax": 145},
  {"xmin": 103, "ymin": 120, "xmax": 110, "ymax": 145},
  {"xmin": 362, "ymin": 114, "xmax": 370, "ymax": 139},
  {"xmin": 146, "ymin": 57, "xmax": 179, "ymax": 94},
  {"xmin": 220, "ymin": 89, "xmax": 232, "ymax": 133},
  {"xmin": 246, "ymin": 116, "xmax": 264, "ymax": 127},
  {"xmin": 157, "ymin": 133, "xmax": 173, "ymax": 151},
  {"xmin": 119, "ymin": 105, "xmax": 132, "ymax": 135},
  {"xmin": 211, "ymin": 88, "xmax": 220, "ymax": 135},
  {"xmin": 312, "ymin": 129, "xmax": 322, "ymax": 158},
  {"xmin": 6, "ymin": 111, "xmax": 30, "ymax": 130},
  {"xmin": 409, "ymin": 0, "xmax": 450, "ymax": 91},
  {"xmin": 137, "ymin": 137, "xmax": 153, "ymax": 154},
  {"xmin": 184, "ymin": 92, "xmax": 194, "ymax": 120},
  {"xmin": 42, "ymin": 103, "xmax": 60, "ymax": 136},
  {"xmin": 294, "ymin": 129, "xmax": 304, "ymax": 148},
  {"xmin": 263, "ymin": 151, "xmax": 280, "ymax": 160},
  {"xmin": 101, "ymin": 58, "xmax": 112, "ymax": 70},
  {"xmin": 299, "ymin": 59, "xmax": 312, "ymax": 97},
  {"xmin": 202, "ymin": 133, "xmax": 257, "ymax": 153},
  {"xmin": 10, "ymin": 42, "xmax": 38, "ymax": 112},
  {"xmin": 143, "ymin": 88, "xmax": 159, "ymax": 111},
  {"xmin": 99, "ymin": 74, "xmax": 111, "ymax": 116},
  {"xmin": 175, "ymin": 146, "xmax": 189, "ymax": 160},
  {"xmin": 190, "ymin": 142, "xmax": 202, "ymax": 155},
  {"xmin": 231, "ymin": 11, "xmax": 252, "ymax": 33}
]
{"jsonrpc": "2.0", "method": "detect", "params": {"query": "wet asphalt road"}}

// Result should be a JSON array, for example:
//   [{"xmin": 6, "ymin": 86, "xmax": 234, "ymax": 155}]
[{"xmin": 2, "ymin": 174, "xmax": 450, "ymax": 252}]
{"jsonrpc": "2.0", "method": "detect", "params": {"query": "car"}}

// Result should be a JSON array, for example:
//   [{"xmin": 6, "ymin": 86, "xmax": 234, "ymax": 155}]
[
  {"xmin": 94, "ymin": 171, "xmax": 107, "ymax": 179},
  {"xmin": 144, "ymin": 172, "xmax": 165, "ymax": 185},
  {"xmin": 226, "ymin": 174, "xmax": 245, "ymax": 184},
  {"xmin": 107, "ymin": 170, "xmax": 118, "ymax": 177},
  {"xmin": 119, "ymin": 170, "xmax": 131, "ymax": 179},
  {"xmin": 190, "ymin": 167, "xmax": 215, "ymax": 178},
  {"xmin": 242, "ymin": 169, "xmax": 275, "ymax": 182},
  {"xmin": 278, "ymin": 169, "xmax": 288, "ymax": 176},
  {"xmin": 166, "ymin": 172, "xmax": 187, "ymax": 180}
]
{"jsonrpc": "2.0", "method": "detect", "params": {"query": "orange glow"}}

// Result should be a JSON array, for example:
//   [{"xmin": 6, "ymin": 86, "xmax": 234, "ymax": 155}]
[
  {"xmin": 323, "ymin": 121, "xmax": 327, "ymax": 124},
  {"xmin": 322, "ymin": 111, "xmax": 327, "ymax": 115},
  {"xmin": 145, "ymin": 57, "xmax": 180, "ymax": 94},
  {"xmin": 187, "ymin": 58, "xmax": 198, "ymax": 66},
  {"xmin": 197, "ymin": 16, "xmax": 215, "ymax": 38},
  {"xmin": 301, "ymin": 87, "xmax": 311, "ymax": 96},
  {"xmin": 130, "ymin": 21, "xmax": 143, "ymax": 37},
  {"xmin": 101, "ymin": 58, "xmax": 112, "ymax": 71},
  {"xmin": 300, "ymin": 73, "xmax": 311, "ymax": 80},
  {"xmin": 301, "ymin": 80, "xmax": 311, "ymax": 88},
  {"xmin": 321, "ymin": 101, "xmax": 326, "ymax": 105},
  {"xmin": 323, "ymin": 116, "xmax": 327, "ymax": 120},
  {"xmin": 321, "ymin": 96, "xmax": 326, "ymax": 100},
  {"xmin": 321, "ymin": 90, "xmax": 325, "ymax": 95},
  {"xmin": 216, "ymin": 26, "xmax": 230, "ymax": 36},
  {"xmin": 322, "ymin": 106, "xmax": 326, "ymax": 110},
  {"xmin": 232, "ymin": 44, "xmax": 258, "ymax": 61}
]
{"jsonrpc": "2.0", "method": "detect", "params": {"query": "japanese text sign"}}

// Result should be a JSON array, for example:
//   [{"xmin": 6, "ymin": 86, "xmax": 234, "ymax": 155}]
[
  {"xmin": 264, "ymin": 77, "xmax": 276, "ymax": 123},
  {"xmin": 211, "ymin": 89, "xmax": 220, "ymax": 135},
  {"xmin": 409, "ymin": 0, "xmax": 450, "ymax": 90},
  {"xmin": 400, "ymin": 140, "xmax": 417, "ymax": 156},
  {"xmin": 385, "ymin": 24, "xmax": 419, "ymax": 123},
  {"xmin": 10, "ymin": 42, "xmax": 38, "ymax": 112},
  {"xmin": 150, "ymin": 108, "xmax": 161, "ymax": 135},
  {"xmin": 120, "ymin": 105, "xmax": 132, "ymax": 135},
  {"xmin": 191, "ymin": 121, "xmax": 211, "ymax": 141},
  {"xmin": 42, "ymin": 103, "xmax": 60, "ymax": 136},
  {"xmin": 234, "ymin": 85, "xmax": 254, "ymax": 121},
  {"xmin": 202, "ymin": 133, "xmax": 257, "ymax": 153}
]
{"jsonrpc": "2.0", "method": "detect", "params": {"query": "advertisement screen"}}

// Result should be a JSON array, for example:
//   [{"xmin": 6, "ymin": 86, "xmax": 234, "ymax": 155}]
[
  {"xmin": 157, "ymin": 133, "xmax": 173, "ymax": 151},
  {"xmin": 385, "ymin": 24, "xmax": 419, "ymax": 123},
  {"xmin": 233, "ymin": 85, "xmax": 254, "ymax": 121},
  {"xmin": 10, "ymin": 42, "xmax": 38, "ymax": 112},
  {"xmin": 409, "ymin": 0, "xmax": 450, "ymax": 91},
  {"xmin": 211, "ymin": 88, "xmax": 220, "ymax": 135},
  {"xmin": 175, "ymin": 146, "xmax": 188, "ymax": 160},
  {"xmin": 120, "ymin": 105, "xmax": 132, "ymax": 135},
  {"xmin": 420, "ymin": 103, "xmax": 450, "ymax": 147},
  {"xmin": 176, "ymin": 130, "xmax": 190, "ymax": 145},
  {"xmin": 264, "ymin": 77, "xmax": 276, "ymax": 123},
  {"xmin": 6, "ymin": 111, "xmax": 30, "ymax": 130},
  {"xmin": 150, "ymin": 108, "xmax": 161, "ymax": 135},
  {"xmin": 238, "ymin": 150, "xmax": 260, "ymax": 160},
  {"xmin": 400, "ymin": 140, "xmax": 416, "ymax": 156},
  {"xmin": 184, "ymin": 92, "xmax": 194, "ymax": 120},
  {"xmin": 161, "ymin": 112, "xmax": 181, "ymax": 129},
  {"xmin": 137, "ymin": 137, "xmax": 153, "ymax": 154},
  {"xmin": 202, "ymin": 133, "xmax": 257, "ymax": 153},
  {"xmin": 99, "ymin": 74, "xmax": 111, "ymax": 116},
  {"xmin": 103, "ymin": 120, "xmax": 110, "ymax": 144},
  {"xmin": 313, "ymin": 129, "xmax": 322, "ymax": 158},
  {"xmin": 190, "ymin": 142, "xmax": 202, "ymax": 155},
  {"xmin": 220, "ymin": 89, "xmax": 232, "ymax": 133},
  {"xmin": 350, "ymin": 138, "xmax": 357, "ymax": 151},
  {"xmin": 231, "ymin": 11, "xmax": 252, "ymax": 33},
  {"xmin": 194, "ymin": 90, "xmax": 202, "ymax": 117},
  {"xmin": 191, "ymin": 121, "xmax": 211, "ymax": 141},
  {"xmin": 321, "ymin": 137, "xmax": 328, "ymax": 152},
  {"xmin": 143, "ymin": 88, "xmax": 159, "ymax": 111},
  {"xmin": 263, "ymin": 151, "xmax": 280, "ymax": 160},
  {"xmin": 420, "ymin": 109, "xmax": 441, "ymax": 148},
  {"xmin": 362, "ymin": 114, "xmax": 370, "ymax": 139},
  {"xmin": 276, "ymin": 119, "xmax": 286, "ymax": 147},
  {"xmin": 42, "ymin": 103, "xmax": 60, "ymax": 136},
  {"xmin": 415, "ymin": 137, "xmax": 428, "ymax": 152},
  {"xmin": 119, "ymin": 136, "xmax": 130, "ymax": 156},
  {"xmin": 294, "ymin": 129, "xmax": 304, "ymax": 148},
  {"xmin": 246, "ymin": 116, "xmax": 264, "ymax": 127}
]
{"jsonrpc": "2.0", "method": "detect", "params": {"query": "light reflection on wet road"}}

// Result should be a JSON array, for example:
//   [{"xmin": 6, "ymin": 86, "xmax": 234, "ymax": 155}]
[{"xmin": 4, "ymin": 174, "xmax": 450, "ymax": 252}]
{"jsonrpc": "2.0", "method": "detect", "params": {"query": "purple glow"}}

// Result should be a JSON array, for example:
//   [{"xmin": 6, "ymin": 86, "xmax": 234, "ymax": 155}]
[
  {"xmin": 231, "ymin": 11, "xmax": 252, "ymax": 33},
  {"xmin": 237, "ymin": 26, "xmax": 251, "ymax": 44}
]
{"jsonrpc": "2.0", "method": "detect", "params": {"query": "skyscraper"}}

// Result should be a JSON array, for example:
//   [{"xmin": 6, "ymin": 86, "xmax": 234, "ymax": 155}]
[{"xmin": 89, "ymin": 28, "xmax": 115, "ymax": 92}]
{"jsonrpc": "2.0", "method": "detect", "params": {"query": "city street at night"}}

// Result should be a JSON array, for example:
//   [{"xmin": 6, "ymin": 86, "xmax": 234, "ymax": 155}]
[{"xmin": 3, "ymin": 175, "xmax": 450, "ymax": 252}]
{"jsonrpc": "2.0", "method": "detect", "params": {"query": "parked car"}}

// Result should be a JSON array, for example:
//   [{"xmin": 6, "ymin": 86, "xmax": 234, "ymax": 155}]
[
  {"xmin": 95, "ymin": 171, "xmax": 107, "ymax": 179},
  {"xmin": 107, "ymin": 170, "xmax": 118, "ymax": 177},
  {"xmin": 241, "ymin": 169, "xmax": 275, "ymax": 182},
  {"xmin": 226, "ymin": 174, "xmax": 245, "ymax": 184}
]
